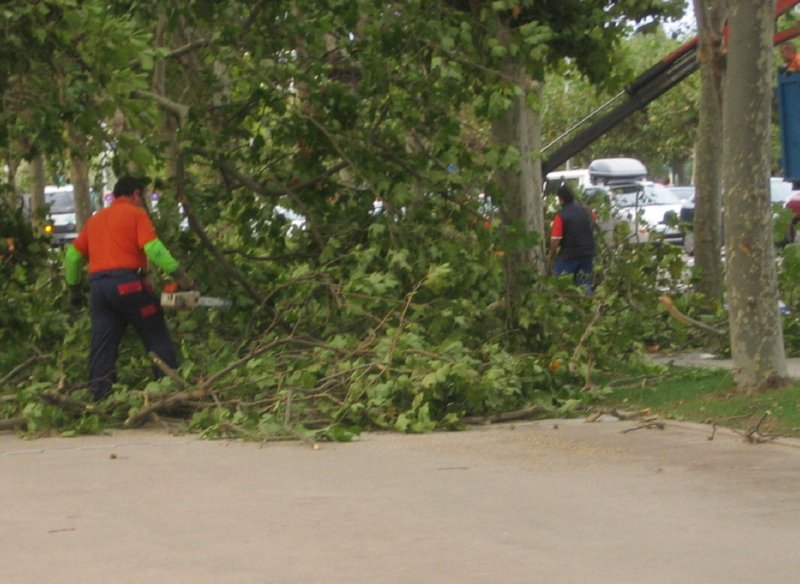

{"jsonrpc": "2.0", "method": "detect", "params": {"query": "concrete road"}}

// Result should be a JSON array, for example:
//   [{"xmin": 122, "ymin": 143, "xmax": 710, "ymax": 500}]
[{"xmin": 3, "ymin": 417, "xmax": 800, "ymax": 584}]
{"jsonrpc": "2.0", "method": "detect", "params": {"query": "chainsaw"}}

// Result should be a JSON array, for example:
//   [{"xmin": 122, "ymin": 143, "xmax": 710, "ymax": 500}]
[{"xmin": 160, "ymin": 282, "xmax": 232, "ymax": 310}]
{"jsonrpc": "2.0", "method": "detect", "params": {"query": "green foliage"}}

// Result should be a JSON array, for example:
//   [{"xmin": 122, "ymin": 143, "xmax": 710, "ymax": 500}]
[
  {"xmin": 1, "ymin": 200, "xmax": 707, "ymax": 439},
  {"xmin": 1, "ymin": 0, "xmax": 155, "ymax": 167},
  {"xmin": 542, "ymin": 28, "xmax": 698, "ymax": 174},
  {"xmin": 778, "ymin": 242, "xmax": 800, "ymax": 356},
  {"xmin": 0, "ymin": 1, "xmax": 714, "ymax": 441}
]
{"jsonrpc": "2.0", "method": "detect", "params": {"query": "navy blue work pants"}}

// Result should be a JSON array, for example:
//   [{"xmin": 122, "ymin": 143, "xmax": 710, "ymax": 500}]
[
  {"xmin": 88, "ymin": 270, "xmax": 177, "ymax": 400},
  {"xmin": 553, "ymin": 255, "xmax": 594, "ymax": 291}
]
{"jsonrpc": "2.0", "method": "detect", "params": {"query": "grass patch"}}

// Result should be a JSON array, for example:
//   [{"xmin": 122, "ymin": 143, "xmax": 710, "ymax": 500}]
[{"xmin": 599, "ymin": 366, "xmax": 800, "ymax": 438}]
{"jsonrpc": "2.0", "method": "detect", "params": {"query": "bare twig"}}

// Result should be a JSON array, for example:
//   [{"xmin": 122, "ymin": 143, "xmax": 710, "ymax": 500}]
[
  {"xmin": 621, "ymin": 421, "xmax": 666, "ymax": 433},
  {"xmin": 165, "ymin": 38, "xmax": 213, "ymax": 60},
  {"xmin": 744, "ymin": 412, "xmax": 774, "ymax": 444},
  {"xmin": 284, "ymin": 390, "xmax": 293, "ymax": 429},
  {"xmin": 570, "ymin": 301, "xmax": 604, "ymax": 366}
]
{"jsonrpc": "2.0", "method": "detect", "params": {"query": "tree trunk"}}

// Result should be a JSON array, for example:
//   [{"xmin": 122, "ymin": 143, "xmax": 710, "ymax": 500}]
[
  {"xmin": 5, "ymin": 151, "xmax": 19, "ymax": 206},
  {"xmin": 692, "ymin": 0, "xmax": 727, "ymax": 301},
  {"xmin": 68, "ymin": 128, "xmax": 92, "ymax": 228},
  {"xmin": 490, "ymin": 23, "xmax": 545, "ymax": 312},
  {"xmin": 723, "ymin": 0, "xmax": 787, "ymax": 389},
  {"xmin": 154, "ymin": 13, "xmax": 180, "ymax": 187},
  {"xmin": 30, "ymin": 152, "xmax": 46, "ymax": 218}
]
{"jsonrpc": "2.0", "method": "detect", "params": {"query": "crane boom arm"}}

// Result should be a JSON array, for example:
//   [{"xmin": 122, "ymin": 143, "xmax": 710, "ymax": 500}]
[{"xmin": 542, "ymin": 0, "xmax": 800, "ymax": 175}]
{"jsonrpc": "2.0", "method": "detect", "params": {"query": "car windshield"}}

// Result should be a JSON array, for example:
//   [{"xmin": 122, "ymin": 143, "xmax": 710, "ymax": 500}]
[
  {"xmin": 610, "ymin": 183, "xmax": 680, "ymax": 208},
  {"xmin": 46, "ymin": 190, "xmax": 75, "ymax": 213}
]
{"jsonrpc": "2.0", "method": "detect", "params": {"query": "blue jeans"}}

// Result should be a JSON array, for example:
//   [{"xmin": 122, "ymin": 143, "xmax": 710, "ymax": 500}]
[
  {"xmin": 88, "ymin": 270, "xmax": 177, "ymax": 400},
  {"xmin": 553, "ymin": 255, "xmax": 594, "ymax": 290}
]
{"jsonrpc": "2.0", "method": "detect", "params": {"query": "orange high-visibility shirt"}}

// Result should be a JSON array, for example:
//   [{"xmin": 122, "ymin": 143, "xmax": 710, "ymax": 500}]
[{"xmin": 71, "ymin": 197, "xmax": 158, "ymax": 273}]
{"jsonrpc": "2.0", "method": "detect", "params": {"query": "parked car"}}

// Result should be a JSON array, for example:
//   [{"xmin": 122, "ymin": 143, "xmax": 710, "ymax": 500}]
[
  {"xmin": 43, "ymin": 185, "xmax": 79, "ymax": 246},
  {"xmin": 672, "ymin": 176, "xmax": 794, "ymax": 254},
  {"xmin": 668, "ymin": 185, "xmax": 695, "ymax": 203},
  {"xmin": 584, "ymin": 181, "xmax": 684, "ymax": 246},
  {"xmin": 677, "ymin": 178, "xmax": 796, "ymax": 243}
]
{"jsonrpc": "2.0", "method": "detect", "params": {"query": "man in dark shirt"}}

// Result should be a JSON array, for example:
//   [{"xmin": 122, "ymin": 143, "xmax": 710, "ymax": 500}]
[{"xmin": 548, "ymin": 184, "xmax": 595, "ymax": 289}]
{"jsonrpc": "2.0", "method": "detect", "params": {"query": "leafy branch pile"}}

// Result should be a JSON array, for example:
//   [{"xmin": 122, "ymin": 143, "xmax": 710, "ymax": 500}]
[{"xmin": 0, "ymin": 190, "xmax": 709, "ymax": 439}]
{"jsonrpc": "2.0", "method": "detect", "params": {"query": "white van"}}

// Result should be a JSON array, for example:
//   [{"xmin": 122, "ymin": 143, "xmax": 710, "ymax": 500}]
[
  {"xmin": 44, "ymin": 185, "xmax": 78, "ymax": 246},
  {"xmin": 545, "ymin": 157, "xmax": 648, "ymax": 193},
  {"xmin": 544, "ymin": 168, "xmax": 593, "ymax": 194}
]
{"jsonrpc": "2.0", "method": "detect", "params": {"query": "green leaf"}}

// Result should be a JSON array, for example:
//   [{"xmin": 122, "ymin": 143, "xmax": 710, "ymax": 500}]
[{"xmin": 423, "ymin": 263, "xmax": 452, "ymax": 292}]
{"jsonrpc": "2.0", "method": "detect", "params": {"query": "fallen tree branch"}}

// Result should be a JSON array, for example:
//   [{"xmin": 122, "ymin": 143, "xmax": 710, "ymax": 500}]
[
  {"xmin": 148, "ymin": 352, "xmax": 190, "ymax": 389},
  {"xmin": 659, "ymin": 295, "xmax": 725, "ymax": 336},
  {"xmin": 0, "ymin": 353, "xmax": 48, "ymax": 389},
  {"xmin": 462, "ymin": 405, "xmax": 544, "ymax": 425},
  {"xmin": 39, "ymin": 390, "xmax": 88, "ymax": 414},
  {"xmin": 125, "ymin": 389, "xmax": 208, "ymax": 427},
  {"xmin": 0, "ymin": 417, "xmax": 26, "ymax": 431},
  {"xmin": 175, "ymin": 154, "xmax": 266, "ymax": 308},
  {"xmin": 197, "ymin": 336, "xmax": 284, "ymax": 390}
]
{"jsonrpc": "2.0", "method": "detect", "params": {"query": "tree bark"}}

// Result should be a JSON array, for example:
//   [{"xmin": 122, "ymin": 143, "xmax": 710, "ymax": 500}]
[
  {"xmin": 490, "ymin": 22, "xmax": 546, "ymax": 312},
  {"xmin": 30, "ymin": 151, "xmax": 46, "ymax": 218},
  {"xmin": 68, "ymin": 127, "xmax": 92, "ymax": 228},
  {"xmin": 723, "ymin": 0, "xmax": 787, "ymax": 389},
  {"xmin": 692, "ymin": 0, "xmax": 727, "ymax": 301}
]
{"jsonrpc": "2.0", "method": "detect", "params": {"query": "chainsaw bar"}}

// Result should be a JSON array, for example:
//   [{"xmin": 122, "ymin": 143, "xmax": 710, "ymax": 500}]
[
  {"xmin": 161, "ymin": 291, "xmax": 232, "ymax": 310},
  {"xmin": 196, "ymin": 296, "xmax": 232, "ymax": 309}
]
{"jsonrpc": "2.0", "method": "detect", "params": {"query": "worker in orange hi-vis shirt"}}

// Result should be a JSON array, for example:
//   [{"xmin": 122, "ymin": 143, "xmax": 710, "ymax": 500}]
[{"xmin": 64, "ymin": 176, "xmax": 195, "ymax": 400}]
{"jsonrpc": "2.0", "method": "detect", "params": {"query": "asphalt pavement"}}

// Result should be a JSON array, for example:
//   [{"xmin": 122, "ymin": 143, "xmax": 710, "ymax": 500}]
[{"xmin": 3, "ymin": 411, "xmax": 800, "ymax": 583}]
